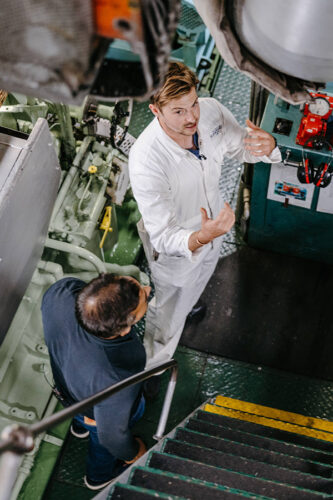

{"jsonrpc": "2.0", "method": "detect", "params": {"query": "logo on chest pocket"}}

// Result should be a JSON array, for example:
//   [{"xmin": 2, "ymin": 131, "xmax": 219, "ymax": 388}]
[{"xmin": 210, "ymin": 124, "xmax": 222, "ymax": 138}]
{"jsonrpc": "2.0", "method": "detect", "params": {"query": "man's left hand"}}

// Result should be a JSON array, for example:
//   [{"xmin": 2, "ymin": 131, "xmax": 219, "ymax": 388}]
[{"xmin": 243, "ymin": 119, "xmax": 276, "ymax": 156}]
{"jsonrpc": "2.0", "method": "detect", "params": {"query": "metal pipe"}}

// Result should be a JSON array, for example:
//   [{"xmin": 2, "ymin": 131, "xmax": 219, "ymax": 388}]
[
  {"xmin": 0, "ymin": 452, "xmax": 23, "ymax": 500},
  {"xmin": 104, "ymin": 263, "xmax": 149, "ymax": 286},
  {"xmin": 32, "ymin": 261, "xmax": 64, "ymax": 286},
  {"xmin": 40, "ymin": 261, "xmax": 63, "ymax": 281},
  {"xmin": 49, "ymin": 165, "xmax": 78, "ymax": 226},
  {"xmin": 31, "ymin": 270, "xmax": 56, "ymax": 287},
  {"xmin": 65, "ymin": 256, "xmax": 149, "ymax": 286},
  {"xmin": 49, "ymin": 136, "xmax": 94, "ymax": 227},
  {"xmin": 82, "ymin": 180, "xmax": 108, "ymax": 240},
  {"xmin": 8, "ymin": 396, "xmax": 59, "ymax": 500},
  {"xmin": 52, "ymin": 103, "xmax": 76, "ymax": 162},
  {"xmin": 77, "ymin": 175, "xmax": 93, "ymax": 214},
  {"xmin": 44, "ymin": 238, "xmax": 106, "ymax": 274}
]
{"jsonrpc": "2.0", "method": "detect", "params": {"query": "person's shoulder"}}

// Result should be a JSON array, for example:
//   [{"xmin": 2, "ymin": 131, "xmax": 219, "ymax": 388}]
[
  {"xmin": 199, "ymin": 98, "xmax": 238, "ymax": 129},
  {"xmin": 129, "ymin": 119, "xmax": 169, "ymax": 177},
  {"xmin": 103, "ymin": 331, "xmax": 146, "ymax": 378},
  {"xmin": 42, "ymin": 277, "xmax": 85, "ymax": 308},
  {"xmin": 199, "ymin": 97, "xmax": 225, "ymax": 114}
]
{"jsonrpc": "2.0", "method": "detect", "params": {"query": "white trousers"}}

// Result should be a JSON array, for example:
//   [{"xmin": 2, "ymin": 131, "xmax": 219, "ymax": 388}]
[{"xmin": 144, "ymin": 244, "xmax": 220, "ymax": 369}]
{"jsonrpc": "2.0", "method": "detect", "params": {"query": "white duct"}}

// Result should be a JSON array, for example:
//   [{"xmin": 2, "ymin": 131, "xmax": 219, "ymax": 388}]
[{"xmin": 194, "ymin": 0, "xmax": 327, "ymax": 104}]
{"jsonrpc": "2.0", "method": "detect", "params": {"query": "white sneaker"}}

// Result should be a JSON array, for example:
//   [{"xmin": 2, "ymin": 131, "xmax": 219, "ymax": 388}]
[
  {"xmin": 84, "ymin": 475, "xmax": 113, "ymax": 490},
  {"xmin": 70, "ymin": 424, "xmax": 89, "ymax": 439}
]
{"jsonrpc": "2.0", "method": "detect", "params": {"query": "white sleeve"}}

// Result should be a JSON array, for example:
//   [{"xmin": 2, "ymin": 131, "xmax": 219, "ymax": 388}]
[
  {"xmin": 220, "ymin": 104, "xmax": 282, "ymax": 164},
  {"xmin": 129, "ymin": 157, "xmax": 195, "ymax": 260}
]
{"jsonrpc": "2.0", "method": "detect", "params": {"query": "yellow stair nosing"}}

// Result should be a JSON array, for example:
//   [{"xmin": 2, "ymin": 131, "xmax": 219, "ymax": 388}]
[
  {"xmin": 214, "ymin": 395, "xmax": 333, "ymax": 434},
  {"xmin": 204, "ymin": 403, "xmax": 333, "ymax": 443}
]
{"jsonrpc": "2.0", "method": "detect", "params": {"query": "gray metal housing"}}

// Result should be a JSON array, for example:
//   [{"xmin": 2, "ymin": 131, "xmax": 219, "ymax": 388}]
[{"xmin": 0, "ymin": 119, "xmax": 61, "ymax": 344}]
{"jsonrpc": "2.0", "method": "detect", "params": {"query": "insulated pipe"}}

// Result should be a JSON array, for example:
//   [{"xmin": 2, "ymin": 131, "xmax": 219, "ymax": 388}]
[
  {"xmin": 44, "ymin": 238, "xmax": 107, "ymax": 274},
  {"xmin": 66, "ymin": 258, "xmax": 149, "ymax": 286},
  {"xmin": 31, "ymin": 270, "xmax": 57, "ymax": 287},
  {"xmin": 32, "ymin": 261, "xmax": 64, "ymax": 286},
  {"xmin": 8, "ymin": 396, "xmax": 59, "ymax": 500},
  {"xmin": 49, "ymin": 136, "xmax": 94, "ymax": 227},
  {"xmin": 49, "ymin": 165, "xmax": 78, "ymax": 228},
  {"xmin": 40, "ymin": 261, "xmax": 63, "ymax": 281},
  {"xmin": 103, "ymin": 263, "xmax": 149, "ymax": 286},
  {"xmin": 0, "ymin": 452, "xmax": 24, "ymax": 500}
]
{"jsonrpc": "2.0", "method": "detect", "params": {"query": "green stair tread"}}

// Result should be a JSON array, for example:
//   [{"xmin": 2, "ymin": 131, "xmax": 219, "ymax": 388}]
[
  {"xmin": 177, "ymin": 426, "xmax": 332, "ymax": 477},
  {"xmin": 197, "ymin": 410, "xmax": 333, "ymax": 452},
  {"xmin": 161, "ymin": 439, "xmax": 333, "ymax": 494},
  {"xmin": 109, "ymin": 483, "xmax": 186, "ymax": 499},
  {"xmin": 129, "ymin": 466, "xmax": 266, "ymax": 499},
  {"xmin": 185, "ymin": 416, "xmax": 333, "ymax": 464},
  {"xmin": 147, "ymin": 452, "xmax": 328, "ymax": 500}
]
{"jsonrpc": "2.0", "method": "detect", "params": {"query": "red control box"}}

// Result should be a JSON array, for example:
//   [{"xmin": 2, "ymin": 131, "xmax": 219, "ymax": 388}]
[{"xmin": 296, "ymin": 92, "xmax": 333, "ymax": 147}]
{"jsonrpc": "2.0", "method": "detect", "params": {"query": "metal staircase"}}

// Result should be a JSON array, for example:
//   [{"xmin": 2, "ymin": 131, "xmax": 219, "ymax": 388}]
[{"xmin": 105, "ymin": 396, "xmax": 333, "ymax": 499}]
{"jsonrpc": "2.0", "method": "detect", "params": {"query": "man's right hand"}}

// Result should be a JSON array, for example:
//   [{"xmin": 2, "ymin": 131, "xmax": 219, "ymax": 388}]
[{"xmin": 188, "ymin": 202, "xmax": 235, "ymax": 251}]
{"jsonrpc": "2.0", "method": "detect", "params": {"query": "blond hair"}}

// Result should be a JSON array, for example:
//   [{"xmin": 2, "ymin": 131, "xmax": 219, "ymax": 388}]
[{"xmin": 151, "ymin": 62, "xmax": 199, "ymax": 109}]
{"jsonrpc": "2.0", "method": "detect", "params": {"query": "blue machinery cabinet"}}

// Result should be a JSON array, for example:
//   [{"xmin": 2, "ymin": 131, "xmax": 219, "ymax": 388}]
[{"xmin": 248, "ymin": 94, "xmax": 333, "ymax": 264}]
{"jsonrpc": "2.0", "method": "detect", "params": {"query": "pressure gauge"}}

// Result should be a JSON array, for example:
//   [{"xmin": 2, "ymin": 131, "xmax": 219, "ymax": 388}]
[{"xmin": 308, "ymin": 97, "xmax": 331, "ymax": 116}]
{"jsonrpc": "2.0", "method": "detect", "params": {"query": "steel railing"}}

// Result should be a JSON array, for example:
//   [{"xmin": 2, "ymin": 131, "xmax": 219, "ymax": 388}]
[{"xmin": 0, "ymin": 359, "xmax": 178, "ymax": 500}]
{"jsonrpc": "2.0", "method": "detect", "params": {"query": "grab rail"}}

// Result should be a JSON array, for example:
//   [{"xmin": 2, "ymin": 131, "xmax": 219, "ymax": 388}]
[{"xmin": 0, "ymin": 359, "xmax": 178, "ymax": 500}]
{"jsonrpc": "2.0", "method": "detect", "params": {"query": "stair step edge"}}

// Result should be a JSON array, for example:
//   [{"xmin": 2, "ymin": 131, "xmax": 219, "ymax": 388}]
[
  {"xmin": 129, "ymin": 465, "xmax": 272, "ymax": 499},
  {"xmin": 109, "ymin": 482, "xmax": 187, "ymax": 499},
  {"xmin": 156, "ymin": 444, "xmax": 332, "ymax": 498},
  {"xmin": 194, "ymin": 410, "xmax": 333, "ymax": 452},
  {"xmin": 161, "ymin": 439, "xmax": 333, "ymax": 483},
  {"xmin": 204, "ymin": 404, "xmax": 333, "ymax": 445},
  {"xmin": 185, "ymin": 419, "xmax": 333, "ymax": 465},
  {"xmin": 144, "ymin": 453, "xmax": 331, "ymax": 499}
]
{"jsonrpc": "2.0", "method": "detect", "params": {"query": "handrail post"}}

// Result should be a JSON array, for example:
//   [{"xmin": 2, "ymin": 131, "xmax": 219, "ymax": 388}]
[
  {"xmin": 0, "ymin": 452, "xmax": 22, "ymax": 500},
  {"xmin": 153, "ymin": 364, "xmax": 178, "ymax": 440},
  {"xmin": 0, "ymin": 426, "xmax": 34, "ymax": 500}
]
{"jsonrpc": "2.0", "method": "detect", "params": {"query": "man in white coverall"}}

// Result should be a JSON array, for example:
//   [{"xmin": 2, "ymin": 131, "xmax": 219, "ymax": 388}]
[{"xmin": 129, "ymin": 62, "xmax": 281, "ymax": 369}]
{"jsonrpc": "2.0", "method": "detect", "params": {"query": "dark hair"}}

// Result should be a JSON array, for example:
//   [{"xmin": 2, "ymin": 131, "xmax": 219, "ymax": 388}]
[
  {"xmin": 75, "ymin": 274, "xmax": 141, "ymax": 338},
  {"xmin": 151, "ymin": 61, "xmax": 199, "ymax": 109}
]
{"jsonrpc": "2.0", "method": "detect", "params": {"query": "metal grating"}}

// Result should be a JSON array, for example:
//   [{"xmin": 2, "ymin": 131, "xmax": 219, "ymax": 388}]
[
  {"xmin": 179, "ymin": 2, "xmax": 204, "ymax": 31},
  {"xmin": 201, "ymin": 355, "xmax": 333, "ymax": 420},
  {"xmin": 213, "ymin": 63, "xmax": 252, "ymax": 257},
  {"xmin": 128, "ymin": 101, "xmax": 154, "ymax": 139}
]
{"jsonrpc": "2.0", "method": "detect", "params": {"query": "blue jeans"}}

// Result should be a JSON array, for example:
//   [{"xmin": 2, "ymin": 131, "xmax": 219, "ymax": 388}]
[{"xmin": 73, "ymin": 394, "xmax": 145, "ymax": 483}]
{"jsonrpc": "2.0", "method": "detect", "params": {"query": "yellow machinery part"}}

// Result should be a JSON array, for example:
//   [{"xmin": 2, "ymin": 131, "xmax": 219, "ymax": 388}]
[{"xmin": 99, "ymin": 205, "xmax": 112, "ymax": 249}]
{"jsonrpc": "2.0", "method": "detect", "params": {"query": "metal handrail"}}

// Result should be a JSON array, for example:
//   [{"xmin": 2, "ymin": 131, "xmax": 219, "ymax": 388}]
[{"xmin": 0, "ymin": 359, "xmax": 178, "ymax": 500}]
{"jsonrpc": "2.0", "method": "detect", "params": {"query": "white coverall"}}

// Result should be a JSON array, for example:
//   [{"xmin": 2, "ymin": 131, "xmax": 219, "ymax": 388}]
[{"xmin": 129, "ymin": 97, "xmax": 281, "ymax": 368}]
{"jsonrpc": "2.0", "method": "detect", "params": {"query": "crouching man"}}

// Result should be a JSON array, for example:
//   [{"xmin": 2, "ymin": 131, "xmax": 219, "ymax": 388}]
[{"xmin": 41, "ymin": 274, "xmax": 151, "ymax": 490}]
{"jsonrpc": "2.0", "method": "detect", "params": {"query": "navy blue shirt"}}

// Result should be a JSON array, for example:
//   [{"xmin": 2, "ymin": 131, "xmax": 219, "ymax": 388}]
[
  {"xmin": 186, "ymin": 132, "xmax": 201, "ymax": 159},
  {"xmin": 41, "ymin": 277, "xmax": 146, "ymax": 461}
]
